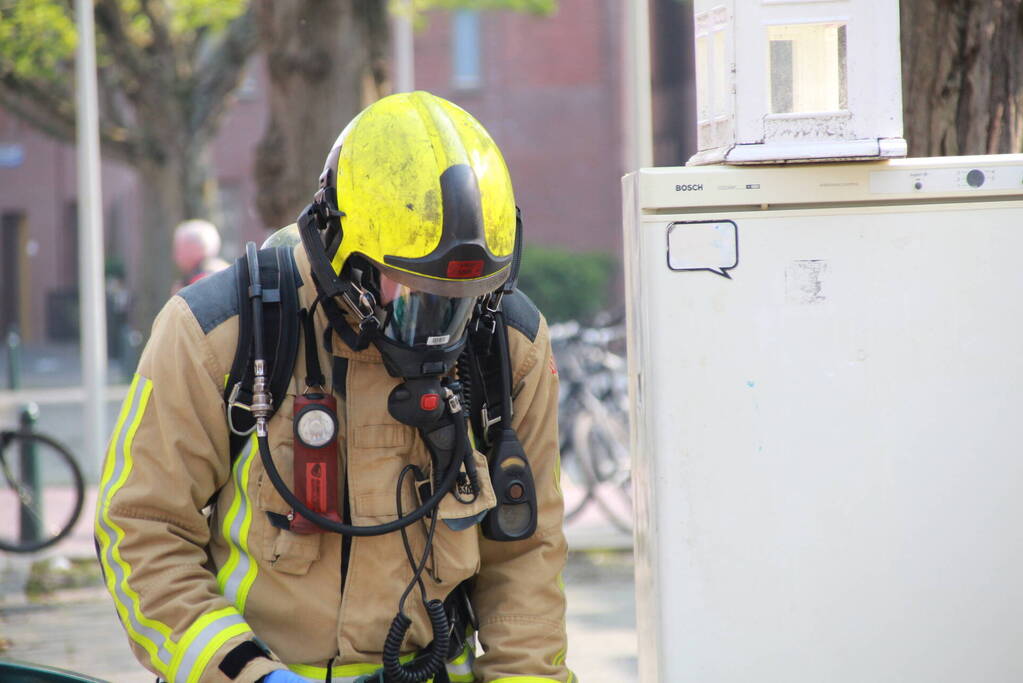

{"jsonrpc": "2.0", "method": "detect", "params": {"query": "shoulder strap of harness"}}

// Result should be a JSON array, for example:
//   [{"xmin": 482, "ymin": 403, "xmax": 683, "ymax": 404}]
[
  {"xmin": 464, "ymin": 208, "xmax": 530, "ymax": 447},
  {"xmin": 224, "ymin": 246, "xmax": 302, "ymax": 459}
]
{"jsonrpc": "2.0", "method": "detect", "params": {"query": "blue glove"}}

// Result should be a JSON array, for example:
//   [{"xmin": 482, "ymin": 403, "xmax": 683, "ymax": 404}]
[{"xmin": 264, "ymin": 670, "xmax": 312, "ymax": 683}]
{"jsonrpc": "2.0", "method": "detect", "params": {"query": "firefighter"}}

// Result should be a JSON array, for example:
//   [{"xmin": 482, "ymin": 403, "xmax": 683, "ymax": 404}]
[{"xmin": 96, "ymin": 91, "xmax": 573, "ymax": 683}]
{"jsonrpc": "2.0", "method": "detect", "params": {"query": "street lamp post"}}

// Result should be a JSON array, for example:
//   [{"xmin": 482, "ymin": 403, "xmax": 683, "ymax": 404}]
[{"xmin": 75, "ymin": 0, "xmax": 108, "ymax": 467}]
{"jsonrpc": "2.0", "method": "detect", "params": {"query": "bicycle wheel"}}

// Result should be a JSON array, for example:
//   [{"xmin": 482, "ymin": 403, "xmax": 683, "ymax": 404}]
[
  {"xmin": 558, "ymin": 430, "xmax": 595, "ymax": 523},
  {"xmin": 572, "ymin": 412, "xmax": 633, "ymax": 534},
  {"xmin": 0, "ymin": 430, "xmax": 85, "ymax": 553}
]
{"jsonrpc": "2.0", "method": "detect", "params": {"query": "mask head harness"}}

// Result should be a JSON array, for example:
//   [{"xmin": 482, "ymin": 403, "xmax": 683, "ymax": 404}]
[{"xmin": 298, "ymin": 144, "xmax": 490, "ymax": 382}]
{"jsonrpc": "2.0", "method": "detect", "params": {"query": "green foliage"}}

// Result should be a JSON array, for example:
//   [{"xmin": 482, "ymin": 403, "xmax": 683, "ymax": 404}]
[
  {"xmin": 0, "ymin": 0, "xmax": 76, "ymax": 84},
  {"xmin": 169, "ymin": 0, "xmax": 247, "ymax": 34},
  {"xmin": 0, "ymin": 0, "xmax": 246, "ymax": 86},
  {"xmin": 392, "ymin": 0, "xmax": 557, "ymax": 25},
  {"xmin": 515, "ymin": 244, "xmax": 616, "ymax": 324}
]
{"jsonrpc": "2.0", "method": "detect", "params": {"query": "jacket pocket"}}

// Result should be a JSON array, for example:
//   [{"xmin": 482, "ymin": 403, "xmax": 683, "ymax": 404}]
[
  {"xmin": 268, "ymin": 524, "xmax": 322, "ymax": 575},
  {"xmin": 428, "ymin": 449, "xmax": 497, "ymax": 585},
  {"xmin": 435, "ymin": 449, "xmax": 497, "ymax": 521},
  {"xmin": 256, "ymin": 472, "xmax": 322, "ymax": 576},
  {"xmin": 352, "ymin": 449, "xmax": 496, "ymax": 522}
]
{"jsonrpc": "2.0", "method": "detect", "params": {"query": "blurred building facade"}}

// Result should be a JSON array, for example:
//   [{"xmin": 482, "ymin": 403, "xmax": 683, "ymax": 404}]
[
  {"xmin": 414, "ymin": 0, "xmax": 626, "ymax": 255},
  {"xmin": 0, "ymin": 59, "xmax": 268, "ymax": 346},
  {"xmin": 0, "ymin": 0, "xmax": 694, "ymax": 346}
]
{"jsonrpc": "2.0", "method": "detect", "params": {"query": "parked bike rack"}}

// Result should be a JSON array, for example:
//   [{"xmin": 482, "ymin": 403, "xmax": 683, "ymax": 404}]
[{"xmin": 6, "ymin": 328, "xmax": 42, "ymax": 546}]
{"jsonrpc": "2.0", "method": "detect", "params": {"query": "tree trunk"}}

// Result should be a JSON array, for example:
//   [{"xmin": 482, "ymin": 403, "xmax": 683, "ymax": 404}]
[
  {"xmin": 133, "ymin": 142, "xmax": 217, "ymax": 334},
  {"xmin": 253, "ymin": 0, "xmax": 390, "ymax": 230},
  {"xmin": 901, "ymin": 0, "xmax": 1023, "ymax": 156}
]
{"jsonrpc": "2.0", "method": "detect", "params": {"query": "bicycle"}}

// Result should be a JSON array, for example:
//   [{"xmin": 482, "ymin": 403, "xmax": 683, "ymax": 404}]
[
  {"xmin": 0, "ymin": 403, "xmax": 85, "ymax": 553},
  {"xmin": 552, "ymin": 315, "xmax": 632, "ymax": 533}
]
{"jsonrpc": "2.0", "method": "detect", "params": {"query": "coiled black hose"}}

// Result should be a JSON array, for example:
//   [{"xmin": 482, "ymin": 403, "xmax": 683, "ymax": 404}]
[
  {"xmin": 382, "ymin": 599, "xmax": 449, "ymax": 683},
  {"xmin": 455, "ymin": 349, "xmax": 473, "ymax": 415},
  {"xmin": 452, "ymin": 351, "xmax": 481, "ymax": 503}
]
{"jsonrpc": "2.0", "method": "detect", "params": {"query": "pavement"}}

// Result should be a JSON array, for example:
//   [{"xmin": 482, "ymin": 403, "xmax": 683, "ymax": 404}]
[
  {"xmin": 0, "ymin": 525, "xmax": 637, "ymax": 683},
  {"xmin": 0, "ymin": 342, "xmax": 638, "ymax": 682}
]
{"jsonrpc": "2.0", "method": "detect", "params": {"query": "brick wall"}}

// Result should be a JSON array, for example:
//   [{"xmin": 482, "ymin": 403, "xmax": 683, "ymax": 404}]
[{"xmin": 412, "ymin": 0, "xmax": 626, "ymax": 256}]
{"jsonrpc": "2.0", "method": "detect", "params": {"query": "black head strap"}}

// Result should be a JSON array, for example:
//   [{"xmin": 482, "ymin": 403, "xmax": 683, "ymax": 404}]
[
  {"xmin": 298, "ymin": 201, "xmax": 382, "ymax": 353},
  {"xmin": 300, "ymin": 303, "xmax": 326, "ymax": 390},
  {"xmin": 297, "ymin": 202, "xmax": 346, "ymax": 299}
]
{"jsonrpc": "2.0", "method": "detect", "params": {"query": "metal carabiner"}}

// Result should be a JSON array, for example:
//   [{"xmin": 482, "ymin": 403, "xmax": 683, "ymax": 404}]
[
  {"xmin": 225, "ymin": 382, "xmax": 256, "ymax": 436},
  {"xmin": 485, "ymin": 289, "xmax": 504, "ymax": 314}
]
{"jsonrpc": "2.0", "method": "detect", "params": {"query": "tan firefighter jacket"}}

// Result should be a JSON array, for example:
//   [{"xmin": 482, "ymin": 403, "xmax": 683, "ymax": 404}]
[{"xmin": 95, "ymin": 244, "xmax": 573, "ymax": 683}]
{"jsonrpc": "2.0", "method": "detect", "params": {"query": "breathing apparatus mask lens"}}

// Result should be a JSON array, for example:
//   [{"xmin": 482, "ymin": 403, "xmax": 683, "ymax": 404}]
[{"xmin": 380, "ymin": 277, "xmax": 475, "ymax": 348}]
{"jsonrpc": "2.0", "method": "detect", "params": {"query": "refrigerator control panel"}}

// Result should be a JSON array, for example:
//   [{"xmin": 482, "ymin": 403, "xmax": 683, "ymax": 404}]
[{"xmin": 870, "ymin": 165, "xmax": 1023, "ymax": 194}]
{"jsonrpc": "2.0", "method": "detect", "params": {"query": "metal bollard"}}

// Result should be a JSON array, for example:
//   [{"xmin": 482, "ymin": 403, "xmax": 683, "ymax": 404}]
[{"xmin": 18, "ymin": 402, "xmax": 41, "ymax": 545}]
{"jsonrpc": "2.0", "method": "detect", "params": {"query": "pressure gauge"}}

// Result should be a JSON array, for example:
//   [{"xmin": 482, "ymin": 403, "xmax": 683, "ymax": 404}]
[{"xmin": 295, "ymin": 404, "xmax": 337, "ymax": 448}]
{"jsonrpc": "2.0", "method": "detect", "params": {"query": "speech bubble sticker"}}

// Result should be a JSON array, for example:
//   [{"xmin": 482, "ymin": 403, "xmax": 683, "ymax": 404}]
[{"xmin": 666, "ymin": 220, "xmax": 739, "ymax": 279}]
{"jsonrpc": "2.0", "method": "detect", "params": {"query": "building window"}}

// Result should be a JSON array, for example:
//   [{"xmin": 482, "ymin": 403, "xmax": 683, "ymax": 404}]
[{"xmin": 452, "ymin": 10, "xmax": 481, "ymax": 90}]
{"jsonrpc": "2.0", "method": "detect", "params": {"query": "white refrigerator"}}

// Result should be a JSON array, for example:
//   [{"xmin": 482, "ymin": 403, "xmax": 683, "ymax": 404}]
[{"xmin": 622, "ymin": 155, "xmax": 1023, "ymax": 682}]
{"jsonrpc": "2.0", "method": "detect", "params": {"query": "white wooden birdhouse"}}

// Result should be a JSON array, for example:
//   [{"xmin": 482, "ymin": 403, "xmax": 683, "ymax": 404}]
[{"xmin": 689, "ymin": 0, "xmax": 907, "ymax": 165}]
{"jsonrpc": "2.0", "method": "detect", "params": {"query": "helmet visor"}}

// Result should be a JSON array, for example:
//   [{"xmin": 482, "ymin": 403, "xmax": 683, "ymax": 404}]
[{"xmin": 383, "ymin": 282, "xmax": 475, "ymax": 348}]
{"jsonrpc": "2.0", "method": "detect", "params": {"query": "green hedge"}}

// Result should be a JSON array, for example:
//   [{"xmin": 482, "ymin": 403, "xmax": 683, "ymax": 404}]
[{"xmin": 515, "ymin": 244, "xmax": 616, "ymax": 323}]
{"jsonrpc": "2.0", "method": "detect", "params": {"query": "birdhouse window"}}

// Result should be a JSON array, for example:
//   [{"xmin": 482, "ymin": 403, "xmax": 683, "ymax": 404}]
[{"xmin": 767, "ymin": 22, "xmax": 848, "ymax": 115}]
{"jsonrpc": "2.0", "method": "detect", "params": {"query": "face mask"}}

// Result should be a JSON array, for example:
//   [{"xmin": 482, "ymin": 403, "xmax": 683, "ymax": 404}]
[
  {"xmin": 381, "ymin": 281, "xmax": 476, "ymax": 348},
  {"xmin": 334, "ymin": 269, "xmax": 474, "ymax": 380}
]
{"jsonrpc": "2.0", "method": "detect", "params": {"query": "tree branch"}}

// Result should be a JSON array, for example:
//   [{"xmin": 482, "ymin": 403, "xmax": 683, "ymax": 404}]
[
  {"xmin": 0, "ymin": 72, "xmax": 76, "ymax": 138},
  {"xmin": 96, "ymin": 65, "xmax": 138, "ymax": 149},
  {"xmin": 137, "ymin": 0, "xmax": 175, "ymax": 62},
  {"xmin": 0, "ymin": 74, "xmax": 139, "ymax": 164},
  {"xmin": 93, "ymin": 0, "xmax": 154, "ymax": 97},
  {"xmin": 189, "ymin": 3, "xmax": 259, "ymax": 136}
]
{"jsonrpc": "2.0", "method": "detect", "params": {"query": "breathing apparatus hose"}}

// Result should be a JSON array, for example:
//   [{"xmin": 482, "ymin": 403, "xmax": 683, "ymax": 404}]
[
  {"xmin": 254, "ymin": 405, "xmax": 465, "ymax": 680},
  {"xmin": 380, "ymin": 466, "xmax": 449, "ymax": 683},
  {"xmin": 246, "ymin": 240, "xmax": 469, "ymax": 536},
  {"xmin": 382, "ymin": 599, "xmax": 448, "ymax": 683},
  {"xmin": 255, "ymin": 407, "xmax": 468, "ymax": 536}
]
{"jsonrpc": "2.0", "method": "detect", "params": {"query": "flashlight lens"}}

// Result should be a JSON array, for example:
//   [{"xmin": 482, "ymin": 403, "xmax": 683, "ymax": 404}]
[{"xmin": 296, "ymin": 408, "xmax": 336, "ymax": 448}]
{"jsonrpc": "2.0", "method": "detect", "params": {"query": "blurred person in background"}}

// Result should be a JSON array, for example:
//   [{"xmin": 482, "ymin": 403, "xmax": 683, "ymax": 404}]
[{"xmin": 172, "ymin": 218, "xmax": 231, "ymax": 294}]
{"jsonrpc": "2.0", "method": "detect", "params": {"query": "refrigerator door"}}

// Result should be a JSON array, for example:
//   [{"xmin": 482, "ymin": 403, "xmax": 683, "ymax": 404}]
[{"xmin": 625, "ymin": 164, "xmax": 1023, "ymax": 682}]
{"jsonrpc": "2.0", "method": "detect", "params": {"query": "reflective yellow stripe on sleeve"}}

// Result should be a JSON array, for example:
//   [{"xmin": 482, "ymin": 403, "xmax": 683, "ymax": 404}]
[
  {"xmin": 95, "ymin": 374, "xmax": 176, "ymax": 675},
  {"xmin": 217, "ymin": 435, "xmax": 260, "ymax": 611},
  {"xmin": 168, "ymin": 606, "xmax": 251, "ymax": 683},
  {"xmin": 97, "ymin": 375, "xmax": 258, "ymax": 683}
]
